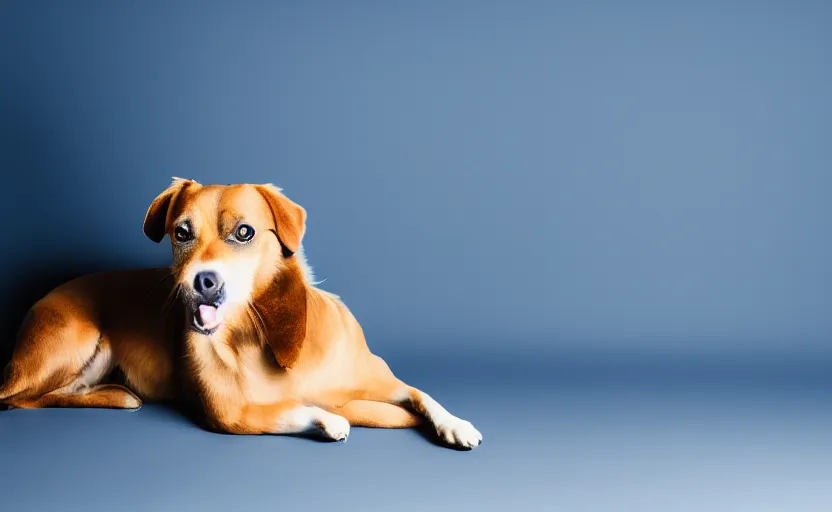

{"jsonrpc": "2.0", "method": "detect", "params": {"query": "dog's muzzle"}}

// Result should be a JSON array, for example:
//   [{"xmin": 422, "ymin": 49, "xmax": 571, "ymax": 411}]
[{"xmin": 190, "ymin": 271, "xmax": 226, "ymax": 335}]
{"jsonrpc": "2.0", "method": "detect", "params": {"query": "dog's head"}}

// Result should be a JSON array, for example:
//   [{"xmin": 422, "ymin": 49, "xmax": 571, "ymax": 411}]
[{"xmin": 143, "ymin": 178, "xmax": 306, "ymax": 336}]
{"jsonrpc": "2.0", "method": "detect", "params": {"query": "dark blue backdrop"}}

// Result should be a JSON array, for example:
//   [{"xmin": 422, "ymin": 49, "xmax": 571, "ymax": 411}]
[
  {"xmin": 1, "ymin": 0, "xmax": 830, "ymax": 362},
  {"xmin": 1, "ymin": 2, "xmax": 831, "ymax": 510},
  {"xmin": 2, "ymin": 1, "xmax": 830, "ymax": 363}
]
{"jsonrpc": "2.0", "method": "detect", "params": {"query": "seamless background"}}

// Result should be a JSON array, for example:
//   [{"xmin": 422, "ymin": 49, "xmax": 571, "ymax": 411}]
[{"xmin": 1, "ymin": 1, "xmax": 831, "ymax": 511}]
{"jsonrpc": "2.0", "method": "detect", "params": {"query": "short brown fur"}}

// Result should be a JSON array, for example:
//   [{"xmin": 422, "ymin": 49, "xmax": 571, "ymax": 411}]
[{"xmin": 0, "ymin": 179, "xmax": 481, "ymax": 449}]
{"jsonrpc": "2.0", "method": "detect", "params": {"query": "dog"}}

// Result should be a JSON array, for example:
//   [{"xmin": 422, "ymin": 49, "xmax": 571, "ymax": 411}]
[{"xmin": 0, "ymin": 178, "xmax": 482, "ymax": 449}]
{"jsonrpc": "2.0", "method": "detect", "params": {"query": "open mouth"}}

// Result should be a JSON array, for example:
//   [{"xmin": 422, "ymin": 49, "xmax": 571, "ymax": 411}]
[{"xmin": 191, "ymin": 303, "xmax": 225, "ymax": 335}]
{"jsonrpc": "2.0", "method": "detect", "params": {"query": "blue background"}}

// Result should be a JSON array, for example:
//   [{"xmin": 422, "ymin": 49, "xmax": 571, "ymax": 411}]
[{"xmin": 1, "ymin": 1, "xmax": 830, "ymax": 510}]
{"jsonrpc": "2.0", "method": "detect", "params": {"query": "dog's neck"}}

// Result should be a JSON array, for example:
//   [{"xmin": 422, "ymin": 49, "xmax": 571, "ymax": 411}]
[{"xmin": 248, "ymin": 258, "xmax": 308, "ymax": 369}]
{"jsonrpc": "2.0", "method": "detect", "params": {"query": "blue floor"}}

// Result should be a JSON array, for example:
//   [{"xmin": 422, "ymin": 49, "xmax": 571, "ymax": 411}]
[{"xmin": 2, "ymin": 356, "xmax": 831, "ymax": 511}]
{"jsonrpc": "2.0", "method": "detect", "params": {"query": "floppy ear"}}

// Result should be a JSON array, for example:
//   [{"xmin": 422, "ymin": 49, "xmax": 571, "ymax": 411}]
[
  {"xmin": 143, "ymin": 177, "xmax": 197, "ymax": 243},
  {"xmin": 255, "ymin": 184, "xmax": 307, "ymax": 256}
]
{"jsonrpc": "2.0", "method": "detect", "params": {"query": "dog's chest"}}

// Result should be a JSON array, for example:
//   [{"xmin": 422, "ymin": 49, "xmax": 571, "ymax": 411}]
[
  {"xmin": 187, "ymin": 334, "xmax": 287, "ymax": 400},
  {"xmin": 236, "ymin": 344, "xmax": 292, "ymax": 402},
  {"xmin": 188, "ymin": 330, "xmax": 357, "ymax": 405}
]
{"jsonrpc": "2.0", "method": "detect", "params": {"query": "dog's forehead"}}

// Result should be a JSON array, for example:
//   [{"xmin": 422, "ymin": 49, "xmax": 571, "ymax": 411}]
[{"xmin": 185, "ymin": 184, "xmax": 270, "ymax": 222}]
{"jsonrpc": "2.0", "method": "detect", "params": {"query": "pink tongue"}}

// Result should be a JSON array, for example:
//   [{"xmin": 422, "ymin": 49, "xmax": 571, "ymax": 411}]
[{"xmin": 198, "ymin": 305, "xmax": 222, "ymax": 330}]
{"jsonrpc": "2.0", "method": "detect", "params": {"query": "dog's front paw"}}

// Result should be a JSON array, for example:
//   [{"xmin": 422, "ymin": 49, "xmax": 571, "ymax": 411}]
[
  {"xmin": 435, "ymin": 417, "xmax": 482, "ymax": 449},
  {"xmin": 319, "ymin": 413, "xmax": 350, "ymax": 442}
]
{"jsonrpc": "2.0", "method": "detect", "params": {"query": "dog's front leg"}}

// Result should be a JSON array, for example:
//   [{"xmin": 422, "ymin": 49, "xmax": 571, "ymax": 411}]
[
  {"xmin": 396, "ymin": 386, "xmax": 482, "ymax": 449},
  {"xmin": 353, "ymin": 380, "xmax": 482, "ymax": 449},
  {"xmin": 214, "ymin": 400, "xmax": 351, "ymax": 441}
]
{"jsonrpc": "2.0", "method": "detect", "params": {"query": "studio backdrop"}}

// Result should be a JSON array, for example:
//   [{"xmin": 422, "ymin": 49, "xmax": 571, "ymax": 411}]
[{"xmin": 1, "ymin": 0, "xmax": 829, "ymax": 366}]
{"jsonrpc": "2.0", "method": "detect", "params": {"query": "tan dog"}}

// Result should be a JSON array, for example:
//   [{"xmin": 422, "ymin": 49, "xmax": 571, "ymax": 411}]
[{"xmin": 0, "ymin": 179, "xmax": 481, "ymax": 449}]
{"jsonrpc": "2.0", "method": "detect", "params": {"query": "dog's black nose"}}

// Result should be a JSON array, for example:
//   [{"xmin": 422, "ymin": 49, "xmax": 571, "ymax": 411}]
[{"xmin": 194, "ymin": 271, "xmax": 224, "ymax": 302}]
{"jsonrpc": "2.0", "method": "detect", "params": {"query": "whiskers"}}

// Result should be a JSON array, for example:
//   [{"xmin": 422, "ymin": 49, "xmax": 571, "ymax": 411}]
[
  {"xmin": 141, "ymin": 269, "xmax": 184, "ymax": 319},
  {"xmin": 143, "ymin": 269, "xmax": 174, "ymax": 302},
  {"xmin": 162, "ymin": 282, "xmax": 184, "ymax": 320}
]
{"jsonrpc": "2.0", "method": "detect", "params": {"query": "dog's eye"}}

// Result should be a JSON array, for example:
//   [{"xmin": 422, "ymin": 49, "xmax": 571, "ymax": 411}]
[
  {"xmin": 174, "ymin": 224, "xmax": 193, "ymax": 243},
  {"xmin": 234, "ymin": 224, "xmax": 255, "ymax": 243}
]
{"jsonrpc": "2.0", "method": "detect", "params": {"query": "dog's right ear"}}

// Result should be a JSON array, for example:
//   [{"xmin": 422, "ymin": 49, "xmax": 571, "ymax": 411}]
[{"xmin": 143, "ymin": 177, "xmax": 197, "ymax": 243}]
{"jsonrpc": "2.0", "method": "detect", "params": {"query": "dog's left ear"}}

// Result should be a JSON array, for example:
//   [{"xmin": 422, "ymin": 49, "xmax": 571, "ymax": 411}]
[
  {"xmin": 143, "ymin": 177, "xmax": 197, "ymax": 243},
  {"xmin": 255, "ymin": 184, "xmax": 307, "ymax": 256}
]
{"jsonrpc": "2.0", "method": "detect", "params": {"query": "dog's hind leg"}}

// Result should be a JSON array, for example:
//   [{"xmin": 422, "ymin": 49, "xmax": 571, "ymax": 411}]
[
  {"xmin": 10, "ymin": 384, "xmax": 141, "ymax": 410},
  {"xmin": 0, "ymin": 300, "xmax": 120, "ymax": 409}
]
